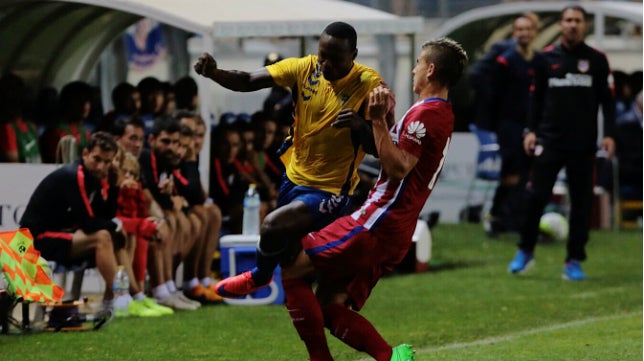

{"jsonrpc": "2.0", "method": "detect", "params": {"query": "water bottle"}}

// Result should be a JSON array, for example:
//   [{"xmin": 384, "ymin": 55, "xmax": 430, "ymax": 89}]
[
  {"xmin": 113, "ymin": 265, "xmax": 130, "ymax": 317},
  {"xmin": 242, "ymin": 183, "xmax": 261, "ymax": 235}
]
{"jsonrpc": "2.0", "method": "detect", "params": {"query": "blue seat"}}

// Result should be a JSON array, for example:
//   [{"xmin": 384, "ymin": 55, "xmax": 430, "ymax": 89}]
[{"xmin": 463, "ymin": 124, "xmax": 501, "ymax": 221}]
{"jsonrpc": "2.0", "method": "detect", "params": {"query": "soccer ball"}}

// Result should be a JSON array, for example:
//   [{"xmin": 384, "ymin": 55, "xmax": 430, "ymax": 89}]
[{"xmin": 539, "ymin": 212, "xmax": 569, "ymax": 242}]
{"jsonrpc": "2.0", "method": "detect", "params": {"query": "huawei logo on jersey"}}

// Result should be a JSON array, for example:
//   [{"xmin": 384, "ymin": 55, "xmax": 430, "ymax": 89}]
[{"xmin": 405, "ymin": 121, "xmax": 426, "ymax": 143}]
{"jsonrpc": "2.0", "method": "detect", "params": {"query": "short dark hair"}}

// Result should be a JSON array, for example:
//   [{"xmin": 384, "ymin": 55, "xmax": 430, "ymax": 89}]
[
  {"xmin": 109, "ymin": 116, "xmax": 145, "ymax": 137},
  {"xmin": 111, "ymin": 82, "xmax": 136, "ymax": 112},
  {"xmin": 0, "ymin": 72, "xmax": 27, "ymax": 120},
  {"xmin": 173, "ymin": 109, "xmax": 196, "ymax": 122},
  {"xmin": 180, "ymin": 124, "xmax": 194, "ymax": 137},
  {"xmin": 59, "ymin": 81, "xmax": 92, "ymax": 110},
  {"xmin": 561, "ymin": 4, "xmax": 587, "ymax": 20},
  {"xmin": 174, "ymin": 76, "xmax": 198, "ymax": 110},
  {"xmin": 87, "ymin": 131, "xmax": 118, "ymax": 153},
  {"xmin": 194, "ymin": 114, "xmax": 205, "ymax": 127},
  {"xmin": 422, "ymin": 38, "xmax": 468, "ymax": 88},
  {"xmin": 323, "ymin": 22, "xmax": 357, "ymax": 50},
  {"xmin": 137, "ymin": 77, "xmax": 163, "ymax": 97},
  {"xmin": 151, "ymin": 115, "xmax": 181, "ymax": 137}
]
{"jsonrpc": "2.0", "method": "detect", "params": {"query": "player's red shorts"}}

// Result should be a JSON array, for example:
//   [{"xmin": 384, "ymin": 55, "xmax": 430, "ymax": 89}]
[{"xmin": 302, "ymin": 215, "xmax": 411, "ymax": 310}]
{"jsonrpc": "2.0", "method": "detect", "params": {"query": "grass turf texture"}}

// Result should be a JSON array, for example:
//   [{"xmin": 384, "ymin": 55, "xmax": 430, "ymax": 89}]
[{"xmin": 1, "ymin": 223, "xmax": 641, "ymax": 360}]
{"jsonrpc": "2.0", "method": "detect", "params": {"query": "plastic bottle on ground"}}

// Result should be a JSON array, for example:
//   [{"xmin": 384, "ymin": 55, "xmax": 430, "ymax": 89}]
[{"xmin": 113, "ymin": 265, "xmax": 130, "ymax": 317}]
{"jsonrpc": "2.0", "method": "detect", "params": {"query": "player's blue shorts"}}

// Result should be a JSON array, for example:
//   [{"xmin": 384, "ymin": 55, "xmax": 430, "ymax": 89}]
[{"xmin": 277, "ymin": 175, "xmax": 352, "ymax": 230}]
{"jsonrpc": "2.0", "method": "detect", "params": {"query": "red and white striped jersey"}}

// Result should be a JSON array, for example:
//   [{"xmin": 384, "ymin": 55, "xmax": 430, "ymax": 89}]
[{"xmin": 351, "ymin": 97, "xmax": 454, "ymax": 241}]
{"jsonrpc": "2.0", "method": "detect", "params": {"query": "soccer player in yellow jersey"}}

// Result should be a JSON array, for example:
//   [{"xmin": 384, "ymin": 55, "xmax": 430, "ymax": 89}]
[{"xmin": 195, "ymin": 21, "xmax": 393, "ymax": 297}]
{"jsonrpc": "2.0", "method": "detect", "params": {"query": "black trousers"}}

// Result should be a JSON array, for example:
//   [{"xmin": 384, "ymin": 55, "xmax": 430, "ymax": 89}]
[{"xmin": 518, "ymin": 146, "xmax": 595, "ymax": 261}]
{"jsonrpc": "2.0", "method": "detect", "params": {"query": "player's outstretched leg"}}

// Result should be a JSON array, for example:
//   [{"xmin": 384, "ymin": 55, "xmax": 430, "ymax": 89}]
[{"xmin": 214, "ymin": 269, "xmax": 272, "ymax": 298}]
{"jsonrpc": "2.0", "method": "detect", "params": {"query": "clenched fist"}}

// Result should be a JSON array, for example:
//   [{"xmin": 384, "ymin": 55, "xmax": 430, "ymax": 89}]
[
  {"xmin": 194, "ymin": 52, "xmax": 218, "ymax": 77},
  {"xmin": 368, "ymin": 85, "xmax": 391, "ymax": 122}
]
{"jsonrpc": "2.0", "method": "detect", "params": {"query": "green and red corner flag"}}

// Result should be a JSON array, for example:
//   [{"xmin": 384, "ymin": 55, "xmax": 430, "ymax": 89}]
[{"xmin": 0, "ymin": 229, "xmax": 64, "ymax": 303}]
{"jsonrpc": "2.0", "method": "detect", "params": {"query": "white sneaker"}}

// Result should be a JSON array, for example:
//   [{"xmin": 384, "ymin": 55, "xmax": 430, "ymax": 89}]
[
  {"xmin": 174, "ymin": 291, "xmax": 201, "ymax": 308},
  {"xmin": 157, "ymin": 293, "xmax": 198, "ymax": 311}
]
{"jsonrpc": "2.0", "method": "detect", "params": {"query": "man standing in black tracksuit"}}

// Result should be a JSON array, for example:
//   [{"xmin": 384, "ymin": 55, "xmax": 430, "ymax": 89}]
[
  {"xmin": 485, "ymin": 15, "xmax": 542, "ymax": 236},
  {"xmin": 508, "ymin": 5, "xmax": 616, "ymax": 280}
]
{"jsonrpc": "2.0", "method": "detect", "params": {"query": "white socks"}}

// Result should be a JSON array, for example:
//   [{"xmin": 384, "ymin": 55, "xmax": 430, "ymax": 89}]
[
  {"xmin": 133, "ymin": 292, "xmax": 145, "ymax": 301},
  {"xmin": 183, "ymin": 277, "xmax": 200, "ymax": 291},
  {"xmin": 201, "ymin": 277, "xmax": 214, "ymax": 287},
  {"xmin": 154, "ymin": 284, "xmax": 171, "ymax": 301},
  {"xmin": 165, "ymin": 280, "xmax": 178, "ymax": 293}
]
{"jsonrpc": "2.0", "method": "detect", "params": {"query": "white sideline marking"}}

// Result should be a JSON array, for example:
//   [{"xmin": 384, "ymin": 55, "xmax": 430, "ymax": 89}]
[{"xmin": 356, "ymin": 312, "xmax": 641, "ymax": 361}]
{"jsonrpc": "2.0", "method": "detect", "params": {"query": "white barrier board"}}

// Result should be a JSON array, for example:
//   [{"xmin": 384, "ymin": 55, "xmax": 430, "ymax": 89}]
[{"xmin": 0, "ymin": 164, "xmax": 59, "ymax": 231}]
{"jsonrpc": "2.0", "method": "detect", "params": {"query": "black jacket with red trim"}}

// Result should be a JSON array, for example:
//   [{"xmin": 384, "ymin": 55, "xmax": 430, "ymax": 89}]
[
  {"xmin": 20, "ymin": 160, "xmax": 118, "ymax": 237},
  {"xmin": 528, "ymin": 42, "xmax": 616, "ymax": 154}
]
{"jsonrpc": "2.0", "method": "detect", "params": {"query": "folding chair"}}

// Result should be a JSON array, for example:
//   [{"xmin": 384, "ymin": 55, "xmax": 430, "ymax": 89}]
[
  {"xmin": 0, "ymin": 229, "xmax": 64, "ymax": 333},
  {"xmin": 56, "ymin": 135, "xmax": 78, "ymax": 164},
  {"xmin": 462, "ymin": 124, "xmax": 501, "ymax": 222}
]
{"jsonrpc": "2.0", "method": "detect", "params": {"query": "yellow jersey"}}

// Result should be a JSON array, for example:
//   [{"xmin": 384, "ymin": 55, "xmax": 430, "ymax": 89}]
[{"xmin": 266, "ymin": 55, "xmax": 382, "ymax": 195}]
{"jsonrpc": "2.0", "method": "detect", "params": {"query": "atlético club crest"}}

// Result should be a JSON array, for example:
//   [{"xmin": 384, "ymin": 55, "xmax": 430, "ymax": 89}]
[{"xmin": 577, "ymin": 59, "xmax": 590, "ymax": 73}]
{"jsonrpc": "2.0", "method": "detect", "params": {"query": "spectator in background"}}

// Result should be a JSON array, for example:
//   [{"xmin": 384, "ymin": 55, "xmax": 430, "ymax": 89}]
[
  {"xmin": 262, "ymin": 52, "xmax": 294, "ymax": 128},
  {"xmin": 172, "ymin": 123, "xmax": 222, "ymax": 304},
  {"xmin": 209, "ymin": 124, "xmax": 248, "ymax": 234},
  {"xmin": 180, "ymin": 112, "xmax": 224, "ymax": 282},
  {"xmin": 629, "ymin": 71, "xmax": 643, "ymax": 97},
  {"xmin": 112, "ymin": 147, "xmax": 173, "ymax": 317},
  {"xmin": 0, "ymin": 72, "xmax": 41, "ymax": 163},
  {"xmin": 251, "ymin": 110, "xmax": 283, "ymax": 210},
  {"xmin": 33, "ymin": 86, "xmax": 59, "ymax": 132},
  {"xmin": 139, "ymin": 115, "xmax": 199, "ymax": 310},
  {"xmin": 508, "ymin": 5, "xmax": 616, "ymax": 281},
  {"xmin": 20, "ymin": 132, "xmax": 123, "ymax": 311},
  {"xmin": 233, "ymin": 114, "xmax": 275, "ymax": 218},
  {"xmin": 39, "ymin": 81, "xmax": 93, "ymax": 163},
  {"xmin": 612, "ymin": 70, "xmax": 633, "ymax": 119},
  {"xmin": 469, "ymin": 12, "xmax": 541, "ymax": 131},
  {"xmin": 109, "ymin": 116, "xmax": 146, "ymax": 158},
  {"xmin": 115, "ymin": 151, "xmax": 168, "ymax": 290},
  {"xmin": 97, "ymin": 82, "xmax": 141, "ymax": 132},
  {"xmin": 615, "ymin": 90, "xmax": 643, "ymax": 199},
  {"xmin": 86, "ymin": 85, "xmax": 104, "ymax": 133},
  {"xmin": 192, "ymin": 114, "xmax": 208, "ymax": 160},
  {"xmin": 485, "ymin": 15, "xmax": 542, "ymax": 236},
  {"xmin": 137, "ymin": 76, "xmax": 165, "ymax": 137},
  {"xmin": 161, "ymin": 81, "xmax": 176, "ymax": 115},
  {"xmin": 112, "ymin": 117, "xmax": 170, "ymax": 303},
  {"xmin": 174, "ymin": 76, "xmax": 199, "ymax": 112}
]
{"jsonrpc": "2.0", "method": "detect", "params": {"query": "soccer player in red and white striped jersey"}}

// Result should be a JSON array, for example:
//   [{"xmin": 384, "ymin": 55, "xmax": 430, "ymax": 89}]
[{"xmin": 281, "ymin": 38, "xmax": 468, "ymax": 361}]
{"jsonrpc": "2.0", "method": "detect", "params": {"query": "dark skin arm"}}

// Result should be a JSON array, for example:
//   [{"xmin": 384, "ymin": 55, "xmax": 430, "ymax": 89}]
[
  {"xmin": 194, "ymin": 52, "xmax": 275, "ymax": 91},
  {"xmin": 332, "ymin": 109, "xmax": 378, "ymax": 155},
  {"xmin": 332, "ymin": 82, "xmax": 396, "ymax": 156}
]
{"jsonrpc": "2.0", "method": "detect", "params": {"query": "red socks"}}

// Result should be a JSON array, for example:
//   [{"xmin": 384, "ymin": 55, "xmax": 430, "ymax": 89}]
[
  {"xmin": 282, "ymin": 278, "xmax": 333, "ymax": 361},
  {"xmin": 132, "ymin": 236, "xmax": 149, "ymax": 287},
  {"xmin": 322, "ymin": 303, "xmax": 392, "ymax": 361}
]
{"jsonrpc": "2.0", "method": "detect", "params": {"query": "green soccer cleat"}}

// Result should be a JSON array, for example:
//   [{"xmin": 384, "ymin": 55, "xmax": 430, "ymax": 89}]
[
  {"xmin": 391, "ymin": 344, "xmax": 415, "ymax": 361},
  {"xmin": 128, "ymin": 299, "xmax": 164, "ymax": 317},
  {"xmin": 142, "ymin": 296, "xmax": 174, "ymax": 315}
]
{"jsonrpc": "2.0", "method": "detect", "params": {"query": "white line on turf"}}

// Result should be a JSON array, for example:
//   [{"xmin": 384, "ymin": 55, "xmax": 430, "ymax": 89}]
[{"xmin": 355, "ymin": 312, "xmax": 641, "ymax": 361}]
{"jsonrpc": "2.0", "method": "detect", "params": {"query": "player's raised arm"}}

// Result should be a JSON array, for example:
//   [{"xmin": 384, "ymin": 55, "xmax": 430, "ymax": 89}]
[
  {"xmin": 194, "ymin": 52, "xmax": 275, "ymax": 92},
  {"xmin": 369, "ymin": 86, "xmax": 418, "ymax": 181}
]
